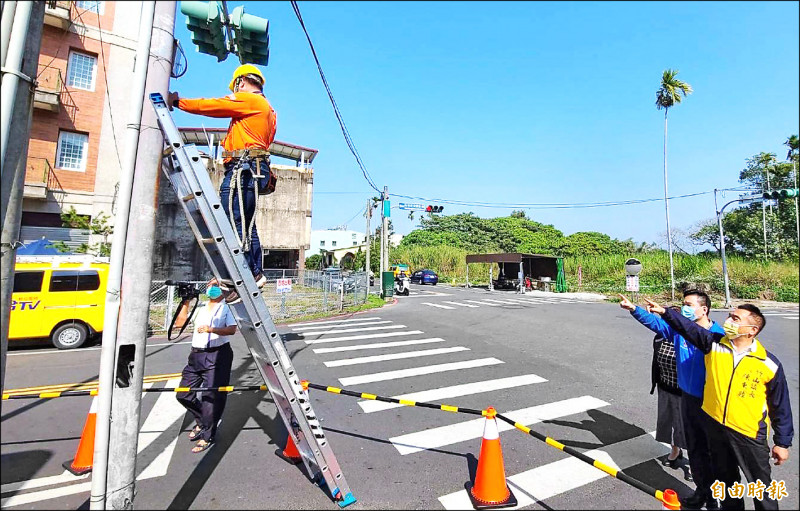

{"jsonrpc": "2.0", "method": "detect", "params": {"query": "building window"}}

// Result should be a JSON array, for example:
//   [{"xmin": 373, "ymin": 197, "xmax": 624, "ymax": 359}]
[
  {"xmin": 332, "ymin": 241, "xmax": 337, "ymax": 247},
  {"xmin": 320, "ymin": 240, "xmax": 325, "ymax": 247},
  {"xmin": 67, "ymin": 51, "xmax": 97, "ymax": 90},
  {"xmin": 56, "ymin": 131, "xmax": 89, "ymax": 171},
  {"xmin": 75, "ymin": 1, "xmax": 104, "ymax": 14}
]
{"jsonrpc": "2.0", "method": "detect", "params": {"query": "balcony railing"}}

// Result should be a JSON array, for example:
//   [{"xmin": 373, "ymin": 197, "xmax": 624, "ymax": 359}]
[
  {"xmin": 44, "ymin": 1, "xmax": 73, "ymax": 30},
  {"xmin": 34, "ymin": 64, "xmax": 77, "ymax": 114},
  {"xmin": 24, "ymin": 158, "xmax": 64, "ymax": 200}
]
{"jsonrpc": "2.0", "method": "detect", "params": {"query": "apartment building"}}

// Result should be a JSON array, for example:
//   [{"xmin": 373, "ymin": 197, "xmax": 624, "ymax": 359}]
[{"xmin": 22, "ymin": 0, "xmax": 145, "ymax": 249}]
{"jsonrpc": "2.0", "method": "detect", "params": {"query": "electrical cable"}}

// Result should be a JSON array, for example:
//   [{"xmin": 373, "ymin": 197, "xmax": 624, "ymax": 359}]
[
  {"xmin": 389, "ymin": 186, "xmax": 752, "ymax": 211},
  {"xmin": 93, "ymin": 9, "xmax": 124, "ymax": 172},
  {"xmin": 290, "ymin": 1, "xmax": 381, "ymax": 193}
]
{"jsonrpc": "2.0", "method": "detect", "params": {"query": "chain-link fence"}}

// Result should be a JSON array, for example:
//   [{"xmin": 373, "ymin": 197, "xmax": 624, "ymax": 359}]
[{"xmin": 148, "ymin": 270, "xmax": 371, "ymax": 336}]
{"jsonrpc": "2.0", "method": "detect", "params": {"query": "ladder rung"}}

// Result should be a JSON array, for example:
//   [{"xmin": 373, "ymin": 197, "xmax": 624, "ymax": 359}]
[
  {"xmin": 201, "ymin": 237, "xmax": 222, "ymax": 244},
  {"xmin": 162, "ymin": 146, "xmax": 174, "ymax": 157},
  {"xmin": 182, "ymin": 192, "xmax": 196, "ymax": 202}
]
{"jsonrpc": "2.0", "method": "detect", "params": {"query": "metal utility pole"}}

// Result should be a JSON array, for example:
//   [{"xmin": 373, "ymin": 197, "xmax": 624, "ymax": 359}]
[
  {"xmin": 88, "ymin": 2, "xmax": 166, "ymax": 509},
  {"xmin": 0, "ymin": 0, "xmax": 32, "ymax": 170},
  {"xmin": 0, "ymin": 1, "xmax": 44, "ymax": 397},
  {"xmin": 365, "ymin": 198, "xmax": 371, "ymax": 288},
  {"xmin": 382, "ymin": 186, "xmax": 389, "ymax": 273},
  {"xmin": 106, "ymin": 3, "xmax": 176, "ymax": 508},
  {"xmin": 714, "ymin": 190, "xmax": 733, "ymax": 308},
  {"xmin": 793, "ymin": 157, "xmax": 799, "ymax": 244},
  {"xmin": 1, "ymin": 1, "xmax": 18, "ymax": 68}
]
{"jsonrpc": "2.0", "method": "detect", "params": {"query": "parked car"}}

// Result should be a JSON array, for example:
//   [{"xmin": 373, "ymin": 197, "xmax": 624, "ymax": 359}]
[
  {"xmin": 10, "ymin": 255, "xmax": 109, "ymax": 349},
  {"xmin": 410, "ymin": 269, "xmax": 438, "ymax": 285}
]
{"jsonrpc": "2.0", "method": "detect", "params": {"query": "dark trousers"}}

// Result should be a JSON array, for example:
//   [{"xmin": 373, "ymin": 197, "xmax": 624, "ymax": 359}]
[
  {"xmin": 681, "ymin": 393, "xmax": 715, "ymax": 498},
  {"xmin": 220, "ymin": 166, "xmax": 262, "ymax": 277},
  {"xmin": 704, "ymin": 412, "xmax": 779, "ymax": 510},
  {"xmin": 176, "ymin": 343, "xmax": 234, "ymax": 443}
]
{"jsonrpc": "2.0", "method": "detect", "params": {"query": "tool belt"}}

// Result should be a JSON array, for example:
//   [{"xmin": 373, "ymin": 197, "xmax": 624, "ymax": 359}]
[{"xmin": 224, "ymin": 149, "xmax": 276, "ymax": 196}]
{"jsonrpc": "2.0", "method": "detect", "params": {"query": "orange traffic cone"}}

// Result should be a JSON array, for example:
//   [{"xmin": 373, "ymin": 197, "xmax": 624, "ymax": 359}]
[
  {"xmin": 661, "ymin": 489, "xmax": 681, "ymax": 510},
  {"xmin": 467, "ymin": 407, "xmax": 518, "ymax": 509},
  {"xmin": 276, "ymin": 434, "xmax": 302, "ymax": 465},
  {"xmin": 63, "ymin": 397, "xmax": 97, "ymax": 475}
]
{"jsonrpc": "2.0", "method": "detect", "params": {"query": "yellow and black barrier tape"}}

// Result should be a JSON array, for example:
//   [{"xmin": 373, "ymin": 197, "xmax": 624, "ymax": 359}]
[
  {"xmin": 2, "ymin": 372, "xmax": 183, "ymax": 398},
  {"xmin": 302, "ymin": 380, "xmax": 672, "ymax": 507},
  {"xmin": 303, "ymin": 381, "xmax": 486, "ymax": 417},
  {"xmin": 3, "ymin": 384, "xmax": 269, "ymax": 401}
]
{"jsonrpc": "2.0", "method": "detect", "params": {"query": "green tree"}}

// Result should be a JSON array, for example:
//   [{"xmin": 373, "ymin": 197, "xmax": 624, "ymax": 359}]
[
  {"xmin": 656, "ymin": 69, "xmax": 693, "ymax": 299},
  {"xmin": 305, "ymin": 253, "xmax": 323, "ymax": 269},
  {"xmin": 52, "ymin": 206, "xmax": 113, "ymax": 256}
]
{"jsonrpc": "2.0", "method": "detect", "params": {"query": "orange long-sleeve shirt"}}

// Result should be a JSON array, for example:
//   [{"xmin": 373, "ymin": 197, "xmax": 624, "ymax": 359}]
[{"xmin": 177, "ymin": 91, "xmax": 277, "ymax": 152}]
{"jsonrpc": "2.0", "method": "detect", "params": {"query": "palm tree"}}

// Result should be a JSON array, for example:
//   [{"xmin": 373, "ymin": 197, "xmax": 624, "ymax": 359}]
[
  {"xmin": 784, "ymin": 135, "xmax": 799, "ymax": 244},
  {"xmin": 655, "ymin": 69, "xmax": 692, "ymax": 300}
]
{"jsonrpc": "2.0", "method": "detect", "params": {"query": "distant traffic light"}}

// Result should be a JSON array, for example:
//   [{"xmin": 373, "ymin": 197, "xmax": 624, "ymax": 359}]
[
  {"xmin": 425, "ymin": 205, "xmax": 444, "ymax": 213},
  {"xmin": 180, "ymin": 1, "xmax": 228, "ymax": 62},
  {"xmin": 230, "ymin": 5, "xmax": 270, "ymax": 66},
  {"xmin": 763, "ymin": 188, "xmax": 799, "ymax": 200}
]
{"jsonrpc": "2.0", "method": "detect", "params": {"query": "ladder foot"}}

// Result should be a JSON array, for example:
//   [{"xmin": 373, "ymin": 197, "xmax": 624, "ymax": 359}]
[{"xmin": 336, "ymin": 491, "xmax": 357, "ymax": 508}]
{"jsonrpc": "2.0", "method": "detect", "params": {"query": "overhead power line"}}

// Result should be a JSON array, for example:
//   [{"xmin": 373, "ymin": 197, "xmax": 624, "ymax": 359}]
[
  {"xmin": 290, "ymin": 1, "xmax": 381, "ymax": 193},
  {"xmin": 390, "ymin": 187, "xmax": 752, "ymax": 210}
]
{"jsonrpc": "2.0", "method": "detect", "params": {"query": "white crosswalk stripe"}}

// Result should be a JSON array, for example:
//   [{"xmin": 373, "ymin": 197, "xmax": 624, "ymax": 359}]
[
  {"xmin": 324, "ymin": 346, "xmax": 470, "ymax": 367},
  {"xmin": 339, "ymin": 358, "xmax": 505, "ymax": 386},
  {"xmin": 463, "ymin": 300, "xmax": 504, "ymax": 307},
  {"xmin": 421, "ymin": 302, "xmax": 456, "ymax": 309},
  {"xmin": 358, "ymin": 374, "xmax": 548, "ymax": 413},
  {"xmin": 313, "ymin": 337, "xmax": 446, "ymax": 354},
  {"xmin": 481, "ymin": 298, "xmax": 523, "ymax": 305},
  {"xmin": 304, "ymin": 330, "xmax": 425, "ymax": 345},
  {"xmin": 292, "ymin": 320, "xmax": 392, "ymax": 332},
  {"xmin": 443, "ymin": 301, "xmax": 479, "ymax": 308},
  {"xmin": 291, "ymin": 316, "xmax": 382, "ymax": 328},
  {"xmin": 390, "ymin": 396, "xmax": 609, "ymax": 455},
  {"xmin": 298, "ymin": 324, "xmax": 407, "ymax": 336},
  {"xmin": 438, "ymin": 432, "xmax": 670, "ymax": 510}
]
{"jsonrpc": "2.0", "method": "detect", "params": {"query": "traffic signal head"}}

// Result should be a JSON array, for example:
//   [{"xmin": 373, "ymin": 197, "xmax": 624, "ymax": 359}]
[
  {"xmin": 435, "ymin": 205, "xmax": 444, "ymax": 213},
  {"xmin": 426, "ymin": 205, "xmax": 444, "ymax": 213},
  {"xmin": 426, "ymin": 205, "xmax": 433, "ymax": 212},
  {"xmin": 230, "ymin": 6, "xmax": 270, "ymax": 66},
  {"xmin": 763, "ymin": 188, "xmax": 799, "ymax": 200},
  {"xmin": 180, "ymin": 1, "xmax": 228, "ymax": 62}
]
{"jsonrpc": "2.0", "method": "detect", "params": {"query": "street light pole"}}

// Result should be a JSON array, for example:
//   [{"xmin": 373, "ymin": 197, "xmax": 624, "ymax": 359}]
[{"xmin": 716, "ymin": 192, "xmax": 761, "ymax": 308}]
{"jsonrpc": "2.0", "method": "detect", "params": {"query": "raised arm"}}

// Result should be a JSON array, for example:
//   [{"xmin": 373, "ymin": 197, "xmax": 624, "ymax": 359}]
[
  {"xmin": 645, "ymin": 300, "xmax": 722, "ymax": 354},
  {"xmin": 618, "ymin": 294, "xmax": 673, "ymax": 340}
]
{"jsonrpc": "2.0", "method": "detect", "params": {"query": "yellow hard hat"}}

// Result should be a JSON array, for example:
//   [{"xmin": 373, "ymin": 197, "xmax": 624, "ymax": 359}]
[{"xmin": 228, "ymin": 64, "xmax": 265, "ymax": 92}]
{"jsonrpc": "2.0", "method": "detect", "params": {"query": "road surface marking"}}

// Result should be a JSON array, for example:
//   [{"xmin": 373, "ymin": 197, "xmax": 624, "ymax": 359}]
[
  {"xmin": 1, "ymin": 381, "xmax": 181, "ymax": 507},
  {"xmin": 390, "ymin": 396, "xmax": 609, "ymax": 455},
  {"xmin": 438, "ymin": 431, "xmax": 670, "ymax": 509},
  {"xmin": 463, "ymin": 300, "xmax": 503, "ymax": 307},
  {"xmin": 291, "ymin": 316, "xmax": 381, "ymax": 327},
  {"xmin": 324, "ymin": 346, "xmax": 470, "ymax": 367},
  {"xmin": 313, "ymin": 338, "xmax": 446, "ymax": 354},
  {"xmin": 421, "ymin": 302, "xmax": 456, "ymax": 309},
  {"xmin": 304, "ymin": 330, "xmax": 424, "ymax": 345},
  {"xmin": 358, "ymin": 374, "xmax": 548, "ymax": 413},
  {"xmin": 298, "ymin": 324, "xmax": 407, "ymax": 336},
  {"xmin": 292, "ymin": 320, "xmax": 392, "ymax": 332},
  {"xmin": 3, "ymin": 374, "xmax": 178, "ymax": 396},
  {"xmin": 443, "ymin": 301, "xmax": 479, "ymax": 308},
  {"xmin": 136, "ymin": 378, "xmax": 185, "ymax": 480},
  {"xmin": 481, "ymin": 299, "xmax": 523, "ymax": 305},
  {"xmin": 339, "ymin": 358, "xmax": 504, "ymax": 386}
]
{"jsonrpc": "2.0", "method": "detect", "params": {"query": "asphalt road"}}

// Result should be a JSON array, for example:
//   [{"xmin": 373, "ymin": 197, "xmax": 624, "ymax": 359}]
[{"xmin": 2, "ymin": 285, "xmax": 798, "ymax": 510}]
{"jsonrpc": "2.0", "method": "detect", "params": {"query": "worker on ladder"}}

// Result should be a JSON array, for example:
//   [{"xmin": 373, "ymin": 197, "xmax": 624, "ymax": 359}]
[{"xmin": 168, "ymin": 64, "xmax": 277, "ymax": 304}]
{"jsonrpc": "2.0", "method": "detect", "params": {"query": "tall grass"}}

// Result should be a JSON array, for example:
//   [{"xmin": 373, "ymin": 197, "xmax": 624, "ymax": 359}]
[{"xmin": 390, "ymin": 245, "xmax": 799, "ymax": 303}]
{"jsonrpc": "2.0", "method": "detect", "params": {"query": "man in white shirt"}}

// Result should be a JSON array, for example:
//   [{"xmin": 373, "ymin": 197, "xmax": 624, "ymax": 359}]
[{"xmin": 176, "ymin": 282, "xmax": 237, "ymax": 453}]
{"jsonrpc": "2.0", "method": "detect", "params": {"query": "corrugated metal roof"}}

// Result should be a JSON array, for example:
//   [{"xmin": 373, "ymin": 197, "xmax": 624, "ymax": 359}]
[{"xmin": 177, "ymin": 127, "xmax": 318, "ymax": 164}]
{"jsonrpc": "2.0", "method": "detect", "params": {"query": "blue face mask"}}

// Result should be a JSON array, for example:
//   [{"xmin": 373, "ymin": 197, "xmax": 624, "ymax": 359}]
[
  {"xmin": 681, "ymin": 305, "xmax": 697, "ymax": 321},
  {"xmin": 207, "ymin": 286, "xmax": 222, "ymax": 299}
]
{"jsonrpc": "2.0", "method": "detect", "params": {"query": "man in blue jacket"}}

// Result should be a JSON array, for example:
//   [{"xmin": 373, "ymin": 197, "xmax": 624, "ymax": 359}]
[{"xmin": 619, "ymin": 289, "xmax": 724, "ymax": 510}]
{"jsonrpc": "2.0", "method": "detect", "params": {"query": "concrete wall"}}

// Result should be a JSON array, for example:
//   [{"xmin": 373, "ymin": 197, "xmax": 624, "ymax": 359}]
[{"xmin": 151, "ymin": 160, "xmax": 314, "ymax": 280}]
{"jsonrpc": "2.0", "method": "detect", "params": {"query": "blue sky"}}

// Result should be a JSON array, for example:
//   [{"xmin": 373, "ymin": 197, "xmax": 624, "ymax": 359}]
[{"xmin": 170, "ymin": 1, "xmax": 800, "ymax": 248}]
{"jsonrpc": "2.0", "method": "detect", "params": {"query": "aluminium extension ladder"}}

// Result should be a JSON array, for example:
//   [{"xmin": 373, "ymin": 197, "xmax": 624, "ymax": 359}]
[{"xmin": 149, "ymin": 92, "xmax": 356, "ymax": 508}]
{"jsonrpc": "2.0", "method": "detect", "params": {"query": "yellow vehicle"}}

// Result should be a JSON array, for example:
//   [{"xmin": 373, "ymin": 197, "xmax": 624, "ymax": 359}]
[
  {"xmin": 389, "ymin": 264, "xmax": 411, "ymax": 278},
  {"xmin": 9, "ymin": 256, "xmax": 109, "ymax": 349}
]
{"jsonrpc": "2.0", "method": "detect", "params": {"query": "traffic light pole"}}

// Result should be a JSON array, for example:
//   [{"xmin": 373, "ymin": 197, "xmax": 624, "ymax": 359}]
[
  {"xmin": 365, "ymin": 198, "xmax": 371, "ymax": 285},
  {"xmin": 715, "ymin": 191, "xmax": 762, "ymax": 308},
  {"xmin": 383, "ymin": 186, "xmax": 389, "ymax": 273}
]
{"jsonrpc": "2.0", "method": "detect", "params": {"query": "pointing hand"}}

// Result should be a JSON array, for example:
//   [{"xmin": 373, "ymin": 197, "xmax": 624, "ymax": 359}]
[
  {"xmin": 618, "ymin": 294, "xmax": 636, "ymax": 311},
  {"xmin": 643, "ymin": 298, "xmax": 666, "ymax": 315}
]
